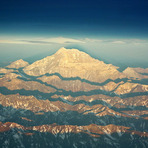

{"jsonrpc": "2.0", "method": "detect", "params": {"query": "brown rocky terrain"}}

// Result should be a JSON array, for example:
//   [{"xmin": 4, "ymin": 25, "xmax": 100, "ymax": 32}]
[
  {"xmin": 122, "ymin": 110, "xmax": 148, "ymax": 116},
  {"xmin": 0, "ymin": 92, "xmax": 148, "ymax": 120},
  {"xmin": 1, "ymin": 71, "xmax": 148, "ymax": 96},
  {"xmin": 0, "ymin": 73, "xmax": 56, "ymax": 93},
  {"xmin": 114, "ymin": 82, "xmax": 148, "ymax": 94},
  {"xmin": 51, "ymin": 94, "xmax": 148, "ymax": 118},
  {"xmin": 0, "ymin": 93, "xmax": 131, "ymax": 118},
  {"xmin": 38, "ymin": 75, "xmax": 148, "ymax": 94},
  {"xmin": 0, "ymin": 122, "xmax": 148, "ymax": 138},
  {"xmin": 51, "ymin": 94, "xmax": 148, "ymax": 108}
]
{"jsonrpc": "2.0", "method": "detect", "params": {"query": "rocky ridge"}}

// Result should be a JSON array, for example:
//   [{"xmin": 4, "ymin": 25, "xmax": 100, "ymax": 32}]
[{"xmin": 1, "ymin": 122, "xmax": 148, "ymax": 138}]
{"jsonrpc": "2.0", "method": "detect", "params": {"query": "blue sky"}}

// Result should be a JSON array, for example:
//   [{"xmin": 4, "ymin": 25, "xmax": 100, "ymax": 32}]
[
  {"xmin": 0, "ymin": 0, "xmax": 148, "ymax": 38},
  {"xmin": 0, "ymin": 0, "xmax": 148, "ymax": 67}
]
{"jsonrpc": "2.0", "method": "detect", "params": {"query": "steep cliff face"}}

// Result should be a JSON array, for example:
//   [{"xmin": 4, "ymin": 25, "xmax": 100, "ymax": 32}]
[{"xmin": 0, "ymin": 47, "xmax": 148, "ymax": 148}]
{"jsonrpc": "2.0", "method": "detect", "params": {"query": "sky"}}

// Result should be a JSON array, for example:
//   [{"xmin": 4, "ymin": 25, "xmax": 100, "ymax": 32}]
[{"xmin": 0, "ymin": 0, "xmax": 148, "ymax": 67}]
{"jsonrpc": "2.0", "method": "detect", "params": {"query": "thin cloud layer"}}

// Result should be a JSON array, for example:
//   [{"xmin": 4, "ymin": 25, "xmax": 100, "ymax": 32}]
[
  {"xmin": 0, "ymin": 37, "xmax": 84, "ymax": 45},
  {"xmin": 111, "ymin": 41, "xmax": 125, "ymax": 44},
  {"xmin": 0, "ymin": 37, "xmax": 147, "ymax": 45},
  {"xmin": 43, "ymin": 37, "xmax": 85, "ymax": 44}
]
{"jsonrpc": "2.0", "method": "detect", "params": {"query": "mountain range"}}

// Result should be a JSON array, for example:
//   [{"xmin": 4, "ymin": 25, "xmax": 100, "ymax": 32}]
[{"xmin": 0, "ymin": 47, "xmax": 148, "ymax": 148}]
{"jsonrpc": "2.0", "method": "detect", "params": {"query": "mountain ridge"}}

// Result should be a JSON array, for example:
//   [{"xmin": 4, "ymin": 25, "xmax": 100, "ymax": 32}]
[{"xmin": 0, "ymin": 47, "xmax": 148, "ymax": 148}]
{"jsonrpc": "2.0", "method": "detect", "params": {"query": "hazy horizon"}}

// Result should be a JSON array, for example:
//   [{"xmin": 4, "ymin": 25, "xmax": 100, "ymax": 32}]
[
  {"xmin": 0, "ymin": 41, "xmax": 148, "ymax": 69},
  {"xmin": 0, "ymin": 0, "xmax": 148, "ymax": 67}
]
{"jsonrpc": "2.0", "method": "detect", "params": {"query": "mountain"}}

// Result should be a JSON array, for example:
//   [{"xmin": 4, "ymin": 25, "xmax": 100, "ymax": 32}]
[
  {"xmin": 131, "ymin": 67, "xmax": 148, "ymax": 74},
  {"xmin": 0, "ymin": 47, "xmax": 148, "ymax": 148},
  {"xmin": 7, "ymin": 59, "xmax": 29, "ymax": 69},
  {"xmin": 123, "ymin": 67, "xmax": 148, "ymax": 79},
  {"xmin": 24, "ymin": 47, "xmax": 125, "ymax": 83}
]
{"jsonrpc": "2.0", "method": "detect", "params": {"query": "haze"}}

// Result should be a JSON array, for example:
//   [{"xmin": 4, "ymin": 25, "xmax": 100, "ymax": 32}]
[{"xmin": 0, "ymin": 0, "xmax": 148, "ymax": 68}]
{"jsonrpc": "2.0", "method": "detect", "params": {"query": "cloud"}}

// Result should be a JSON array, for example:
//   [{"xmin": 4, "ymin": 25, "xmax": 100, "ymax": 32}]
[
  {"xmin": 0, "ymin": 40, "xmax": 27, "ymax": 44},
  {"xmin": 111, "ymin": 40, "xmax": 126, "ymax": 44},
  {"xmin": 83, "ymin": 38, "xmax": 148, "ymax": 45},
  {"xmin": 0, "ymin": 37, "xmax": 147, "ymax": 46},
  {"xmin": 20, "ymin": 40, "xmax": 51, "ymax": 44},
  {"xmin": 111, "ymin": 39, "xmax": 148, "ymax": 45},
  {"xmin": 0, "ymin": 37, "xmax": 85, "ymax": 45},
  {"xmin": 83, "ymin": 38, "xmax": 103, "ymax": 43},
  {"xmin": 43, "ymin": 37, "xmax": 85, "ymax": 44}
]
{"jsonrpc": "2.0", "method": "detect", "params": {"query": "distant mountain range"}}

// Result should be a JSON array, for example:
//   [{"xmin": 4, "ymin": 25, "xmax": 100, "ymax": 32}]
[{"xmin": 0, "ymin": 47, "xmax": 148, "ymax": 148}]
